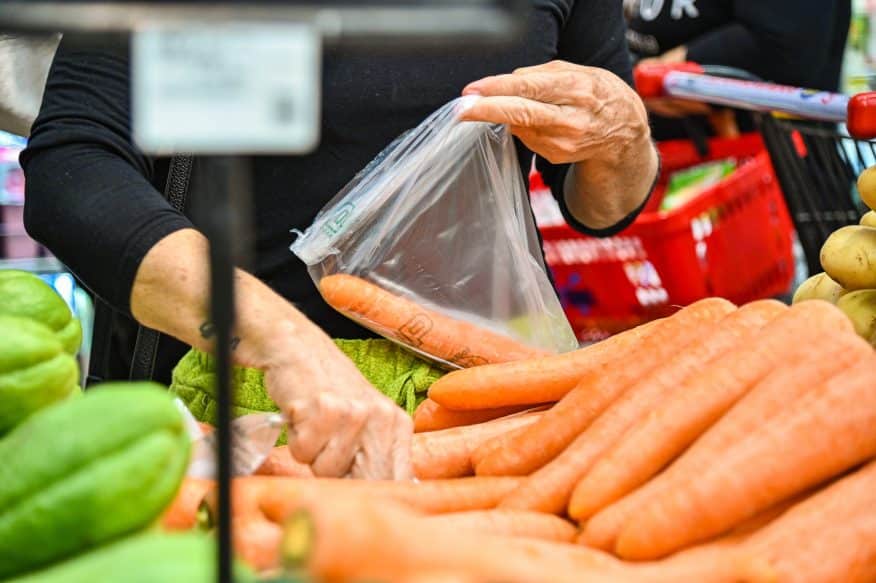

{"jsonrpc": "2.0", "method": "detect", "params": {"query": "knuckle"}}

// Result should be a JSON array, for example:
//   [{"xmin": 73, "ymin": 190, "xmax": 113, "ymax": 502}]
[
  {"xmin": 543, "ymin": 150, "xmax": 567, "ymax": 165},
  {"xmin": 518, "ymin": 78, "xmax": 540, "ymax": 100},
  {"xmin": 396, "ymin": 413, "xmax": 414, "ymax": 433},
  {"xmin": 376, "ymin": 400, "xmax": 398, "ymax": 417},
  {"xmin": 559, "ymin": 140, "xmax": 578, "ymax": 156},
  {"xmin": 562, "ymin": 71, "xmax": 580, "ymax": 89},
  {"xmin": 348, "ymin": 400, "xmax": 369, "ymax": 424}
]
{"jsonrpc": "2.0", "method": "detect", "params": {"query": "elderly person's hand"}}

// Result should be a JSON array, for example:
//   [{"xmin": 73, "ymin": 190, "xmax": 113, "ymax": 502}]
[{"xmin": 459, "ymin": 60, "xmax": 658, "ymax": 230}]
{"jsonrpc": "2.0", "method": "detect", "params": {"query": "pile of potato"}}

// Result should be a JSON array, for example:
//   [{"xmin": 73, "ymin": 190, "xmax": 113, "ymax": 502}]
[{"xmin": 792, "ymin": 166, "xmax": 876, "ymax": 346}]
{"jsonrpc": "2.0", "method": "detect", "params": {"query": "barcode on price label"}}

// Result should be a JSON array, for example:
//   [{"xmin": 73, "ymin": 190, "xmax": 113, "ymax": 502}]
[{"xmin": 132, "ymin": 23, "xmax": 321, "ymax": 154}]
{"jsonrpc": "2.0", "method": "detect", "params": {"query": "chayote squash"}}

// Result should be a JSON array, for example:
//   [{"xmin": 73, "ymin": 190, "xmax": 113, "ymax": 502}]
[
  {"xmin": 0, "ymin": 314, "xmax": 79, "ymax": 434},
  {"xmin": 6, "ymin": 532, "xmax": 257, "ymax": 583},
  {"xmin": 0, "ymin": 269, "xmax": 82, "ymax": 355},
  {"xmin": 0, "ymin": 383, "xmax": 191, "ymax": 579}
]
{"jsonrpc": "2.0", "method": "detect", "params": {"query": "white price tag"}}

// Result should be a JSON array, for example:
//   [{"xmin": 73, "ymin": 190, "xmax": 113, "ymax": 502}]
[{"xmin": 132, "ymin": 24, "xmax": 320, "ymax": 154}]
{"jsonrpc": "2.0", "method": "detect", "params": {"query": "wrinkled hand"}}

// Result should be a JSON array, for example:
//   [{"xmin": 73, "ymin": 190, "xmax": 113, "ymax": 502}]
[
  {"xmin": 264, "ymin": 335, "xmax": 413, "ymax": 480},
  {"xmin": 459, "ymin": 60, "xmax": 650, "ymax": 165}
]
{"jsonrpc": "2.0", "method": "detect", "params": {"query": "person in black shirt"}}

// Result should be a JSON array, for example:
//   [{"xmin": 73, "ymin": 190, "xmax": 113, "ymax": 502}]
[
  {"xmin": 624, "ymin": 0, "xmax": 851, "ymax": 127},
  {"xmin": 21, "ymin": 1, "xmax": 658, "ymax": 479}
]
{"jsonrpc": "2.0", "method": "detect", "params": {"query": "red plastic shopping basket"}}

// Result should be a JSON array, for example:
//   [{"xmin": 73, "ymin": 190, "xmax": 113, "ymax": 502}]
[{"xmin": 535, "ymin": 133, "xmax": 795, "ymax": 343}]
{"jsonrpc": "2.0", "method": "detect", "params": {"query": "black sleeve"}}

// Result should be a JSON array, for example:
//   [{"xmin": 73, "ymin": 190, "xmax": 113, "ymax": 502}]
[
  {"xmin": 688, "ymin": 0, "xmax": 844, "ymax": 88},
  {"xmin": 536, "ymin": 0, "xmax": 654, "ymax": 237},
  {"xmin": 20, "ymin": 38, "xmax": 193, "ymax": 313}
]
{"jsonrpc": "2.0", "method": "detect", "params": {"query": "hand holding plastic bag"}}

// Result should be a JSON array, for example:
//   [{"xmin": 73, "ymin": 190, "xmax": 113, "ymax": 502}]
[
  {"xmin": 177, "ymin": 399, "xmax": 285, "ymax": 479},
  {"xmin": 178, "ymin": 398, "xmax": 409, "ymax": 481},
  {"xmin": 292, "ymin": 96, "xmax": 577, "ymax": 368}
]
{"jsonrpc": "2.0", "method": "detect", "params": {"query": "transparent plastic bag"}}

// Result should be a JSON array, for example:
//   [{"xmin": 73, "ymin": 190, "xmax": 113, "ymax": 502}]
[
  {"xmin": 176, "ymin": 399, "xmax": 284, "ymax": 479},
  {"xmin": 291, "ymin": 96, "xmax": 577, "ymax": 368}
]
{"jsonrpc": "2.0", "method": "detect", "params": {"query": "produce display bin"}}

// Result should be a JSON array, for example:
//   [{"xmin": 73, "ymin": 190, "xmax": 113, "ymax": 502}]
[{"xmin": 535, "ymin": 133, "xmax": 795, "ymax": 342}]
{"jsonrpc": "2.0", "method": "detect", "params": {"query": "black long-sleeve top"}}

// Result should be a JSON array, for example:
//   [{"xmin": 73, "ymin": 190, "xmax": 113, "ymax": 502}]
[
  {"xmin": 22, "ymin": 0, "xmax": 642, "ymax": 383},
  {"xmin": 625, "ymin": 0, "xmax": 851, "ymax": 91}
]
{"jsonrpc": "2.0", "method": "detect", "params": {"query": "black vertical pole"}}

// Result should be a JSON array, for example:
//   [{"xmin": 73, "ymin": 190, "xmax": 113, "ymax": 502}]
[{"xmin": 195, "ymin": 156, "xmax": 251, "ymax": 583}]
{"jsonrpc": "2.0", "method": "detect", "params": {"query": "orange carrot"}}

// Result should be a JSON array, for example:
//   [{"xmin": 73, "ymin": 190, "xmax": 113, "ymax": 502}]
[
  {"xmin": 616, "ymin": 354, "xmax": 876, "ymax": 560},
  {"xmin": 427, "ymin": 318, "xmax": 664, "ymax": 410},
  {"xmin": 391, "ymin": 572, "xmax": 482, "ymax": 583},
  {"xmin": 574, "ymin": 493, "xmax": 803, "ymax": 548},
  {"xmin": 413, "ymin": 411, "xmax": 544, "ymax": 480},
  {"xmin": 255, "ymin": 447, "xmax": 315, "ymax": 478},
  {"xmin": 626, "ymin": 465, "xmax": 876, "ymax": 583},
  {"xmin": 580, "ymin": 301, "xmax": 861, "ymax": 549},
  {"xmin": 413, "ymin": 399, "xmax": 537, "ymax": 433},
  {"xmin": 739, "ymin": 459, "xmax": 876, "ymax": 583},
  {"xmin": 278, "ymin": 481, "xmax": 786, "ymax": 583},
  {"xmin": 629, "ymin": 537, "xmax": 765, "ymax": 583},
  {"xmin": 425, "ymin": 509, "xmax": 578, "ymax": 543},
  {"xmin": 234, "ymin": 517, "xmax": 285, "ymax": 573},
  {"xmin": 319, "ymin": 274, "xmax": 548, "ymax": 367},
  {"xmin": 209, "ymin": 476, "xmax": 525, "ymax": 525},
  {"xmin": 470, "ymin": 422, "xmax": 535, "ymax": 469},
  {"xmin": 281, "ymin": 493, "xmax": 636, "ymax": 583},
  {"xmin": 475, "ymin": 298, "xmax": 736, "ymax": 477},
  {"xmin": 160, "ymin": 477, "xmax": 216, "ymax": 531},
  {"xmin": 192, "ymin": 476, "xmax": 286, "ymax": 573},
  {"xmin": 498, "ymin": 301, "xmax": 773, "ymax": 514},
  {"xmin": 568, "ymin": 300, "xmax": 791, "ymax": 520}
]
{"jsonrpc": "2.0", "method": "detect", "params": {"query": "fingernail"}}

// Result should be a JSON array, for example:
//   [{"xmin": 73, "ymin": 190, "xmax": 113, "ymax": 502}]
[{"xmin": 456, "ymin": 94, "xmax": 480, "ymax": 116}]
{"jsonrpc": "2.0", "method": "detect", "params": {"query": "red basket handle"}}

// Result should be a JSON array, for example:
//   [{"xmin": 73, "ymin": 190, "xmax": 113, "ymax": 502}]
[
  {"xmin": 847, "ymin": 92, "xmax": 876, "ymax": 140},
  {"xmin": 633, "ymin": 62, "xmax": 704, "ymax": 99}
]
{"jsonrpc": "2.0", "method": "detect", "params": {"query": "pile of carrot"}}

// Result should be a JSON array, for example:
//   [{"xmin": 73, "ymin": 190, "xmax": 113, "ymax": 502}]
[{"xmin": 165, "ymin": 296, "xmax": 876, "ymax": 581}]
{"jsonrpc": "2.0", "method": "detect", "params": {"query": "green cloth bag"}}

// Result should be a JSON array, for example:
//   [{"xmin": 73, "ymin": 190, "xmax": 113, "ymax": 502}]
[{"xmin": 169, "ymin": 339, "xmax": 445, "ymax": 444}]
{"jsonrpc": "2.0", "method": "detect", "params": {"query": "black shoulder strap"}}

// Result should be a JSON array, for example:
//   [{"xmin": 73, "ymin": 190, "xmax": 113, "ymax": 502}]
[{"xmin": 128, "ymin": 154, "xmax": 194, "ymax": 381}]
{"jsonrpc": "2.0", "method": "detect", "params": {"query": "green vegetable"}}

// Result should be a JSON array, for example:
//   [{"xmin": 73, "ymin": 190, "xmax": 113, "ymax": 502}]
[
  {"xmin": 0, "ymin": 314, "xmax": 79, "ymax": 434},
  {"xmin": 0, "ymin": 270, "xmax": 82, "ymax": 354},
  {"xmin": 661, "ymin": 159, "xmax": 736, "ymax": 212},
  {"xmin": 0, "ymin": 383, "xmax": 191, "ymax": 578},
  {"xmin": 170, "ymin": 339, "xmax": 445, "ymax": 443},
  {"xmin": 6, "ymin": 532, "xmax": 256, "ymax": 583}
]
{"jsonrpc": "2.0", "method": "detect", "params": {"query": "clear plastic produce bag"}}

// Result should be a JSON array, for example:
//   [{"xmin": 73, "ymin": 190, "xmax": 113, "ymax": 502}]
[
  {"xmin": 291, "ymin": 96, "xmax": 577, "ymax": 368},
  {"xmin": 177, "ymin": 399, "xmax": 284, "ymax": 479}
]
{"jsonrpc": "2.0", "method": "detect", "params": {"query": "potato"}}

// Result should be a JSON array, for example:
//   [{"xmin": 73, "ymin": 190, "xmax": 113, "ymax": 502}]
[
  {"xmin": 791, "ymin": 272, "xmax": 847, "ymax": 304},
  {"xmin": 836, "ymin": 290, "xmax": 876, "ymax": 346},
  {"xmin": 861, "ymin": 211, "xmax": 876, "ymax": 228},
  {"xmin": 820, "ymin": 225, "xmax": 876, "ymax": 290},
  {"xmin": 858, "ymin": 166, "xmax": 876, "ymax": 211}
]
